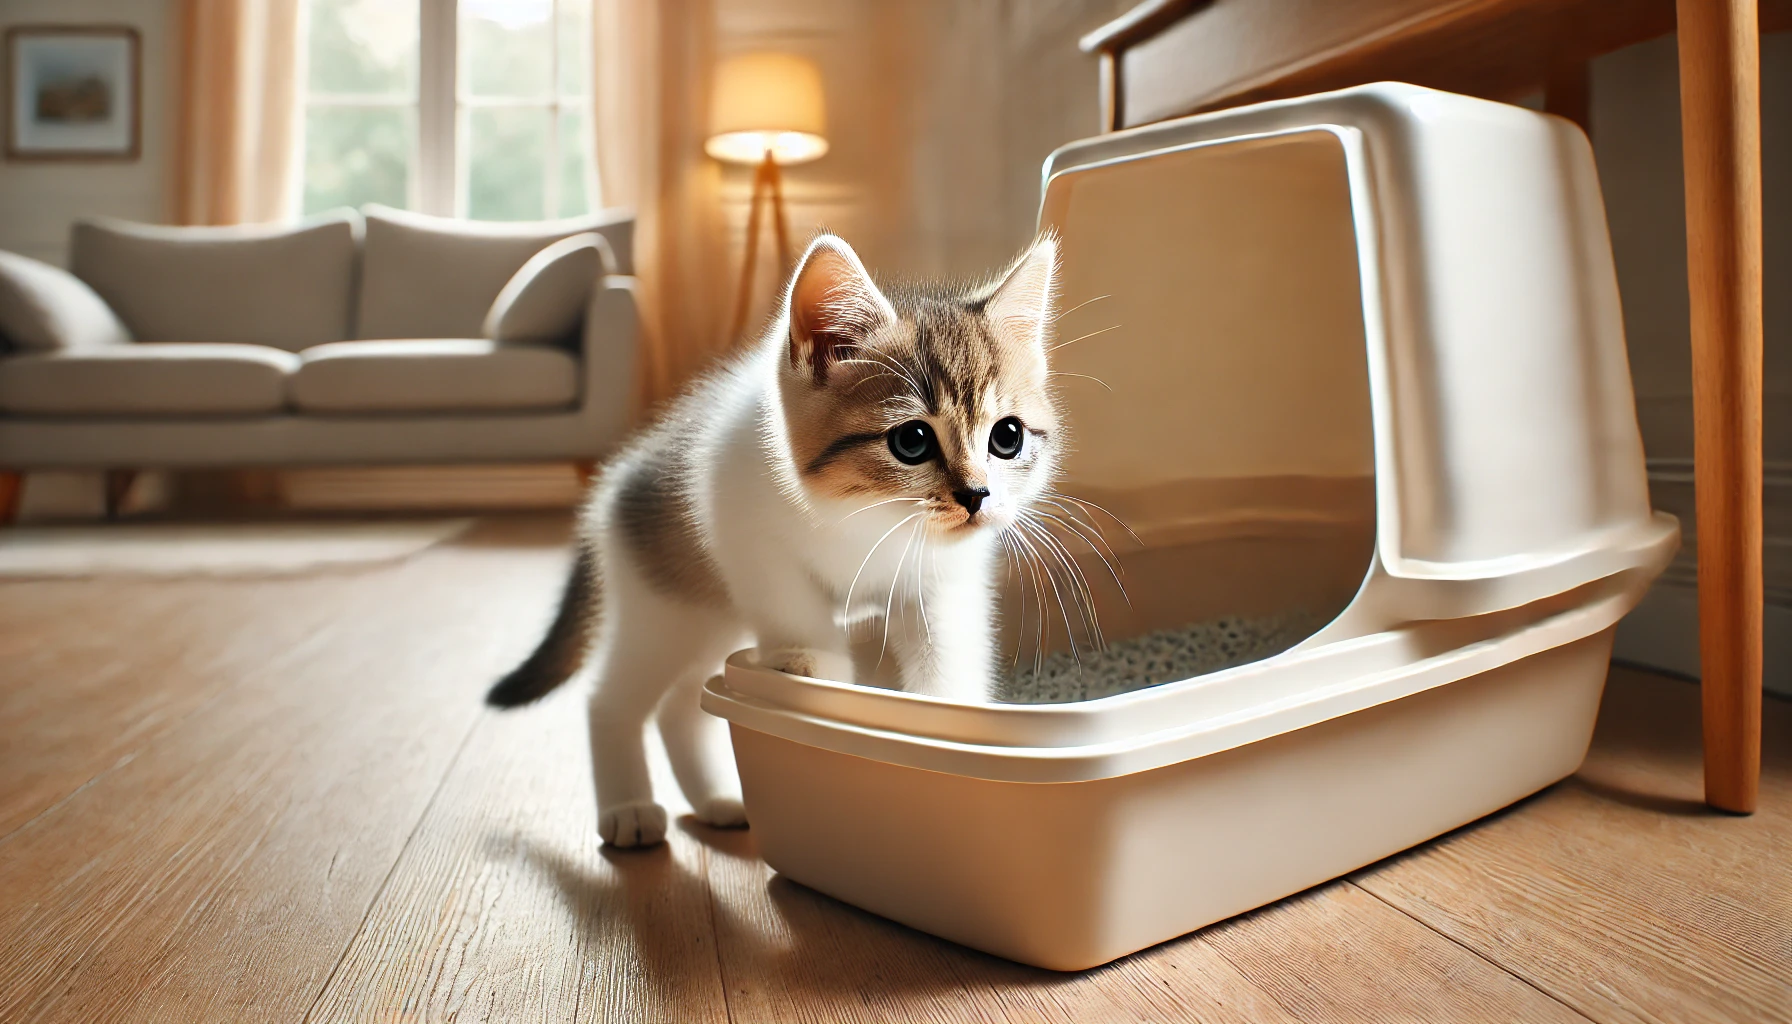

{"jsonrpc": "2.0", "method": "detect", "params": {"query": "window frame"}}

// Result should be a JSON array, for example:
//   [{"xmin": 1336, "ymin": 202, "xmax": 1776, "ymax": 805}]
[{"xmin": 301, "ymin": 0, "xmax": 596, "ymax": 220}]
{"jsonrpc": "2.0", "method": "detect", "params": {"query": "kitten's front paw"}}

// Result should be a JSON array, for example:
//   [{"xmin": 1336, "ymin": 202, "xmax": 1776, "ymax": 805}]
[
  {"xmin": 763, "ymin": 647, "xmax": 818, "ymax": 677},
  {"xmin": 598, "ymin": 800, "xmax": 668, "ymax": 848},
  {"xmin": 694, "ymin": 795, "xmax": 748, "ymax": 829}
]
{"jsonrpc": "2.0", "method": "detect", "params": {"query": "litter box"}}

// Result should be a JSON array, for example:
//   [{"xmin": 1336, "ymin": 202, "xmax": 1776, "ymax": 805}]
[{"xmin": 701, "ymin": 83, "xmax": 1679, "ymax": 971}]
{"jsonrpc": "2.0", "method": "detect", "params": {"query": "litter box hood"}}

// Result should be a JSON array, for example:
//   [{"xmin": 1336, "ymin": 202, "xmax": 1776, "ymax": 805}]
[{"xmin": 1037, "ymin": 82, "xmax": 1674, "ymax": 635}]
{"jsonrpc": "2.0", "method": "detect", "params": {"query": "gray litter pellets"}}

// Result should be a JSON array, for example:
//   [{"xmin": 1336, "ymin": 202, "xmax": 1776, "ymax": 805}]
[{"xmin": 998, "ymin": 610, "xmax": 1323, "ymax": 704}]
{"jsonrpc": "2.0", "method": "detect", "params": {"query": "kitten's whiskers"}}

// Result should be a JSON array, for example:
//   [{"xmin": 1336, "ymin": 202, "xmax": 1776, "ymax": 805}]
[
  {"xmin": 1047, "ymin": 323, "xmax": 1121, "ymax": 354},
  {"xmin": 836, "ymin": 495, "xmax": 924, "ymax": 525},
  {"xmin": 843, "ymin": 511, "xmax": 923, "ymax": 627},
  {"xmin": 1009, "ymin": 523, "xmax": 1083, "ymax": 670},
  {"xmin": 1033, "ymin": 508, "xmax": 1130, "ymax": 609},
  {"xmin": 1047, "ymin": 492, "xmax": 1143, "ymax": 546},
  {"xmin": 1047, "ymin": 371, "xmax": 1113, "ymax": 392},
  {"xmin": 1020, "ymin": 514, "xmax": 1105, "ymax": 651},
  {"xmin": 878, "ymin": 516, "xmax": 926, "ymax": 668},
  {"xmin": 1050, "ymin": 293, "xmax": 1111, "ymax": 324}
]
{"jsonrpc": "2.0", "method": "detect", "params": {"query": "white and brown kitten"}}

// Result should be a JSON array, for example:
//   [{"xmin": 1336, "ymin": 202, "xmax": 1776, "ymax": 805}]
[{"xmin": 487, "ymin": 233, "xmax": 1063, "ymax": 847}]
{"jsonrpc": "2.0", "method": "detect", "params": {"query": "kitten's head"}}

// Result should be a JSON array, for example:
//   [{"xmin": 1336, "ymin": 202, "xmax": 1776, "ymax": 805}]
[{"xmin": 778, "ymin": 234, "xmax": 1062, "ymax": 540}]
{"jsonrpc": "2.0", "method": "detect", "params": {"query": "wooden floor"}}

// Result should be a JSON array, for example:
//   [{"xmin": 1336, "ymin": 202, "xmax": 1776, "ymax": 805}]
[{"xmin": 1, "ymin": 514, "xmax": 1787, "ymax": 1023}]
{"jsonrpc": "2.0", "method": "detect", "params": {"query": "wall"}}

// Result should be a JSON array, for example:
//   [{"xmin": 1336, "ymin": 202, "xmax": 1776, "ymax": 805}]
[
  {"xmin": 0, "ymin": 0, "xmax": 176, "ymax": 266},
  {"xmin": 1595, "ymin": 34, "xmax": 1792, "ymax": 693}
]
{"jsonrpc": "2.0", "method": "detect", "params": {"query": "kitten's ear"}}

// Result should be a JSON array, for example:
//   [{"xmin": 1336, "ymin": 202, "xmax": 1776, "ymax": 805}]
[
  {"xmin": 984, "ymin": 233, "xmax": 1059, "ymax": 354},
  {"xmin": 786, "ymin": 235, "xmax": 895, "ymax": 385}
]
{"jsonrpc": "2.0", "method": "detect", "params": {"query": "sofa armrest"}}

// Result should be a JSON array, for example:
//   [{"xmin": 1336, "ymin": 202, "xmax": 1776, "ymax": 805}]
[{"xmin": 578, "ymin": 275, "xmax": 640, "ymax": 453}]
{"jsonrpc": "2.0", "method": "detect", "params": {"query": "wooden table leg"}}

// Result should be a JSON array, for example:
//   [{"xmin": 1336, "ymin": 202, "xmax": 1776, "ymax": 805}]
[
  {"xmin": 1676, "ymin": 0, "xmax": 1763, "ymax": 814},
  {"xmin": 0, "ymin": 471, "xmax": 21, "ymax": 525},
  {"xmin": 104, "ymin": 469, "xmax": 138, "ymax": 520}
]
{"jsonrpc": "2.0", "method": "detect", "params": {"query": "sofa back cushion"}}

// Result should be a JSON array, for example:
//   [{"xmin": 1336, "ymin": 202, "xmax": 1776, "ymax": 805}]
[
  {"xmin": 0, "ymin": 250, "xmax": 133, "ymax": 353},
  {"xmin": 69, "ymin": 212, "xmax": 361, "ymax": 351},
  {"xmin": 356, "ymin": 204, "xmax": 634, "ymax": 340}
]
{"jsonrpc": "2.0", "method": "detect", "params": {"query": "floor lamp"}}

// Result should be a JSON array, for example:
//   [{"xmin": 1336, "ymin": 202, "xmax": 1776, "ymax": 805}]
[{"xmin": 706, "ymin": 53, "xmax": 830, "ymax": 342}]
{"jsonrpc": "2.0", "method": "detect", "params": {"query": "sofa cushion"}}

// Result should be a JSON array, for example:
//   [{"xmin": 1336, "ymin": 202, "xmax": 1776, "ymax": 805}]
[
  {"xmin": 290, "ymin": 339, "xmax": 579, "ymax": 413},
  {"xmin": 483, "ymin": 232, "xmax": 614, "ymax": 344},
  {"xmin": 0, "ymin": 343, "xmax": 297, "ymax": 416},
  {"xmin": 69, "ymin": 212, "xmax": 361, "ymax": 351},
  {"xmin": 357, "ymin": 205, "xmax": 633, "ymax": 341},
  {"xmin": 0, "ymin": 250, "xmax": 133, "ymax": 353}
]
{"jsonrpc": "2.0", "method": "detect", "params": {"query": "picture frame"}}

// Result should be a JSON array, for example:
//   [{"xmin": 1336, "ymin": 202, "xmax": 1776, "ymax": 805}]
[{"xmin": 4, "ymin": 25, "xmax": 141, "ymax": 162}]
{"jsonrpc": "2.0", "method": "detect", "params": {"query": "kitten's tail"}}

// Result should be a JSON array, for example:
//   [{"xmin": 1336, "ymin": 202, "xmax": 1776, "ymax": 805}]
[{"xmin": 486, "ymin": 544, "xmax": 601, "ymax": 708}]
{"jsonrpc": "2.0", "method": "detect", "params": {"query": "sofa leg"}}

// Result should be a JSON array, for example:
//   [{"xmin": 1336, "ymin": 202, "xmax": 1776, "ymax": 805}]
[
  {"xmin": 0, "ymin": 471, "xmax": 21, "ymax": 526},
  {"xmin": 105, "ymin": 470, "xmax": 138, "ymax": 520}
]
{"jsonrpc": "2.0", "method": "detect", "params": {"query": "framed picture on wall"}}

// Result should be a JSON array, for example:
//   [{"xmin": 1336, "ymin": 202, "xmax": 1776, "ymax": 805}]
[{"xmin": 4, "ymin": 25, "xmax": 141, "ymax": 161}]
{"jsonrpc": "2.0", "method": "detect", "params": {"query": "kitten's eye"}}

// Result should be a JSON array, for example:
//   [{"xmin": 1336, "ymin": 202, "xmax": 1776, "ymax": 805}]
[
  {"xmin": 989, "ymin": 417, "xmax": 1024, "ymax": 459},
  {"xmin": 887, "ymin": 421, "xmax": 936, "ymax": 465}
]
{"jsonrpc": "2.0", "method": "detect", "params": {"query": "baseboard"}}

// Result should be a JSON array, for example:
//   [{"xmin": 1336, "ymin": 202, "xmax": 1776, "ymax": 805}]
[{"xmin": 1614, "ymin": 581, "xmax": 1792, "ymax": 698}]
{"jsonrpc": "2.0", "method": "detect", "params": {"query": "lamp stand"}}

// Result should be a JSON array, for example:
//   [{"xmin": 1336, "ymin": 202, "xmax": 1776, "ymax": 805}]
[{"xmin": 729, "ymin": 152, "xmax": 792, "ymax": 342}]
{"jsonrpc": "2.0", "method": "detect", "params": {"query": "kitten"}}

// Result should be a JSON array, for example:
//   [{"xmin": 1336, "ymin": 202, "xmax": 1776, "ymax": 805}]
[{"xmin": 486, "ymin": 233, "xmax": 1063, "ymax": 848}]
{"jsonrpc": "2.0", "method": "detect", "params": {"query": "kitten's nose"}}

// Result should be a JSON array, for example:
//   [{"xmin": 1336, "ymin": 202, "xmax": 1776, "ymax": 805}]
[{"xmin": 952, "ymin": 487, "xmax": 990, "ymax": 516}]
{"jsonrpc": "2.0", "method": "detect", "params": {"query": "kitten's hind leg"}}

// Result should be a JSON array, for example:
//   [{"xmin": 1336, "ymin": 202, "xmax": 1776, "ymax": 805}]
[
  {"xmin": 658, "ymin": 668, "xmax": 749, "ymax": 828},
  {"xmin": 586, "ymin": 592, "xmax": 733, "ymax": 848}
]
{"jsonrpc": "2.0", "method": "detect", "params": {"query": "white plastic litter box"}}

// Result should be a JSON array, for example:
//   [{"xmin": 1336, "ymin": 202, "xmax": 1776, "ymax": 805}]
[{"xmin": 701, "ymin": 83, "xmax": 1679, "ymax": 971}]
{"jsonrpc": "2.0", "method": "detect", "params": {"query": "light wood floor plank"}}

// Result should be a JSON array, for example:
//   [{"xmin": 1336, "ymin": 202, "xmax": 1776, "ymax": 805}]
[
  {"xmin": 307, "ymin": 689, "xmax": 731, "ymax": 1024},
  {"xmin": 0, "ymin": 518, "xmax": 571, "ymax": 1023},
  {"xmin": 1355, "ymin": 669, "xmax": 1792, "ymax": 1024},
  {"xmin": 0, "ymin": 576, "xmax": 351, "ymax": 838},
  {"xmin": 1195, "ymin": 883, "xmax": 1590, "ymax": 1022}
]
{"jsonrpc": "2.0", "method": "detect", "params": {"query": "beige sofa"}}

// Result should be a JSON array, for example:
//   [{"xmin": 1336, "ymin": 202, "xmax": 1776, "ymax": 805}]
[{"xmin": 0, "ymin": 205, "xmax": 639, "ymax": 497}]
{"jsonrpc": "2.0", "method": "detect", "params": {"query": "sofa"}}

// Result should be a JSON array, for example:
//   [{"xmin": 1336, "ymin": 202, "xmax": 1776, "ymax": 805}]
[{"xmin": 0, "ymin": 204, "xmax": 640, "ymax": 517}]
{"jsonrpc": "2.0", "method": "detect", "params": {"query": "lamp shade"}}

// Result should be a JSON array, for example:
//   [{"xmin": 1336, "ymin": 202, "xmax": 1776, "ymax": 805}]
[{"xmin": 707, "ymin": 52, "xmax": 828, "ymax": 165}]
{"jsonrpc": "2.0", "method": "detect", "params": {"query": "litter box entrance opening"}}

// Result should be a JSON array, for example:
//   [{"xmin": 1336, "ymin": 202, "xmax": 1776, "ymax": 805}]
[{"xmin": 1001, "ymin": 129, "xmax": 1377, "ymax": 703}]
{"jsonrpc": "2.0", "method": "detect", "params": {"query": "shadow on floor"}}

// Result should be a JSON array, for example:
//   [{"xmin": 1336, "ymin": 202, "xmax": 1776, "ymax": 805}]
[{"xmin": 502, "ymin": 817, "xmax": 1090, "ymax": 1003}]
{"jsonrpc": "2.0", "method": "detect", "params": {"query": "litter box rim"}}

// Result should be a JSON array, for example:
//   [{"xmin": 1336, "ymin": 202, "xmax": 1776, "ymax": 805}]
[{"xmin": 704, "ymin": 565, "xmax": 1655, "ymax": 784}]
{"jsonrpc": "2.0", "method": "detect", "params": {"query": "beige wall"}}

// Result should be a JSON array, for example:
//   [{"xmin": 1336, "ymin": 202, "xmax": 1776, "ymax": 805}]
[
  {"xmin": 1594, "ymin": 32, "xmax": 1791, "ymax": 467},
  {"xmin": 0, "ymin": 0, "xmax": 176, "ymax": 267},
  {"xmin": 713, "ymin": 0, "xmax": 1135, "ymax": 331}
]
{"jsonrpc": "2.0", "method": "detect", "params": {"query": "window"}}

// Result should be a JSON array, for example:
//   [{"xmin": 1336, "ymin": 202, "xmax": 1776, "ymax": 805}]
[{"xmin": 301, "ymin": 0, "xmax": 597, "ymax": 220}]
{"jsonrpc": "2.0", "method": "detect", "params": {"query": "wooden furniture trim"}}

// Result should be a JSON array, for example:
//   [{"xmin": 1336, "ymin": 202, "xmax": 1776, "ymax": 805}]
[
  {"xmin": 1079, "ymin": 0, "xmax": 1207, "ymax": 55},
  {"xmin": 1084, "ymin": 0, "xmax": 1790, "ymax": 134}
]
